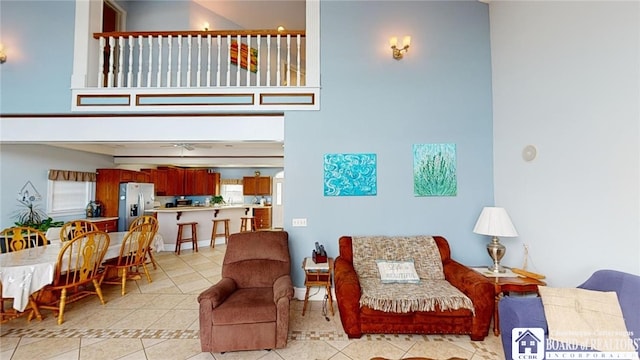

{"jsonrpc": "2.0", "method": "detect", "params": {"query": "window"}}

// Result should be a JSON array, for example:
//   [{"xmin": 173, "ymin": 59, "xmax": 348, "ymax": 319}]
[
  {"xmin": 47, "ymin": 180, "xmax": 94, "ymax": 217},
  {"xmin": 220, "ymin": 184, "xmax": 244, "ymax": 205}
]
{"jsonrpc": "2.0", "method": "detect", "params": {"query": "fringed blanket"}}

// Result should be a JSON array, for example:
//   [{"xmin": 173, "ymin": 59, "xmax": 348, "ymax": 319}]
[
  {"xmin": 359, "ymin": 278, "xmax": 474, "ymax": 314},
  {"xmin": 352, "ymin": 236, "xmax": 475, "ymax": 314}
]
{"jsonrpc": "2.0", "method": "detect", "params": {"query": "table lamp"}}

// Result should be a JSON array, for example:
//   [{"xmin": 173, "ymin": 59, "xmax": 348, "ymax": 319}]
[{"xmin": 473, "ymin": 207, "xmax": 519, "ymax": 273}]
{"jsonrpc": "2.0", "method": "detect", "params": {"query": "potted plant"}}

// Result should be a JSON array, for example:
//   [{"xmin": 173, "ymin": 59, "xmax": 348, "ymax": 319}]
[
  {"xmin": 12, "ymin": 201, "xmax": 63, "ymax": 231},
  {"xmin": 211, "ymin": 195, "xmax": 226, "ymax": 207}
]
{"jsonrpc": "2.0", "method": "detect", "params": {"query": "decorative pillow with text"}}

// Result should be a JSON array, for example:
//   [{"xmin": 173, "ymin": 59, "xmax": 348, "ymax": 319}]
[{"xmin": 375, "ymin": 259, "xmax": 420, "ymax": 284}]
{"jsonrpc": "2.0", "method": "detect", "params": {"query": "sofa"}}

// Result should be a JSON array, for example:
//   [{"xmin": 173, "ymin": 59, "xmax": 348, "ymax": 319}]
[
  {"xmin": 500, "ymin": 269, "xmax": 640, "ymax": 358},
  {"xmin": 197, "ymin": 230, "xmax": 293, "ymax": 353},
  {"xmin": 334, "ymin": 235, "xmax": 494, "ymax": 340}
]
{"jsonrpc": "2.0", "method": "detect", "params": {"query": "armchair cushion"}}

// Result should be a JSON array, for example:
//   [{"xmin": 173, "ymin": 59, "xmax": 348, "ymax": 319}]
[{"xmin": 212, "ymin": 288, "xmax": 276, "ymax": 324}]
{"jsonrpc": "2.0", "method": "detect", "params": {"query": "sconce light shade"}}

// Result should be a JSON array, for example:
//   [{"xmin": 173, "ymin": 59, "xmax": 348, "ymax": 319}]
[
  {"xmin": 390, "ymin": 35, "xmax": 410, "ymax": 60},
  {"xmin": 0, "ymin": 44, "xmax": 6, "ymax": 64}
]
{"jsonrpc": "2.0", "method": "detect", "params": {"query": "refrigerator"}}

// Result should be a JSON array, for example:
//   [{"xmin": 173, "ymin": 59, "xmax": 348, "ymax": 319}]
[{"xmin": 118, "ymin": 182, "xmax": 155, "ymax": 232}]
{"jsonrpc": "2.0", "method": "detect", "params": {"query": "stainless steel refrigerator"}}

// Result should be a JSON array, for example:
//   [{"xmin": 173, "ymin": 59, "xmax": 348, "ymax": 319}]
[{"xmin": 118, "ymin": 182, "xmax": 155, "ymax": 231}]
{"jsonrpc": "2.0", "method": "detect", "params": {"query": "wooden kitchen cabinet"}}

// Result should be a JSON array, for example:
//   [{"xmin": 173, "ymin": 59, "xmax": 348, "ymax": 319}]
[
  {"xmin": 184, "ymin": 169, "xmax": 209, "ymax": 195},
  {"xmin": 206, "ymin": 171, "xmax": 221, "ymax": 196},
  {"xmin": 243, "ymin": 176, "xmax": 272, "ymax": 196},
  {"xmin": 96, "ymin": 168, "xmax": 154, "ymax": 218},
  {"xmin": 142, "ymin": 168, "xmax": 168, "ymax": 195},
  {"xmin": 96, "ymin": 168, "xmax": 149, "ymax": 217},
  {"xmin": 89, "ymin": 218, "xmax": 118, "ymax": 232},
  {"xmin": 253, "ymin": 207, "xmax": 272, "ymax": 230},
  {"xmin": 155, "ymin": 167, "xmax": 219, "ymax": 196},
  {"xmin": 165, "ymin": 167, "xmax": 185, "ymax": 196}
]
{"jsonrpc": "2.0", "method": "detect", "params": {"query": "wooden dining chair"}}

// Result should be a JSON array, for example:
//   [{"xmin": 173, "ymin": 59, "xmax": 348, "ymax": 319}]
[
  {"xmin": 129, "ymin": 215, "xmax": 159, "ymax": 269},
  {"xmin": 101, "ymin": 222, "xmax": 155, "ymax": 296},
  {"xmin": 33, "ymin": 230, "xmax": 110, "ymax": 325},
  {"xmin": 0, "ymin": 226, "xmax": 47, "ymax": 253},
  {"xmin": 0, "ymin": 226, "xmax": 47, "ymax": 323},
  {"xmin": 59, "ymin": 220, "xmax": 98, "ymax": 242}
]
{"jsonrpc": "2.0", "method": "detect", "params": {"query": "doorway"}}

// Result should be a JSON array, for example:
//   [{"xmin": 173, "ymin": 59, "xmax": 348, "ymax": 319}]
[
  {"xmin": 272, "ymin": 171, "xmax": 284, "ymax": 229},
  {"xmin": 102, "ymin": 1, "xmax": 124, "ymax": 87}
]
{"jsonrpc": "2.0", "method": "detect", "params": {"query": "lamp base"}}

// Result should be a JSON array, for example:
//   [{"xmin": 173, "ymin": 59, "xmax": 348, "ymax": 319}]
[
  {"xmin": 488, "ymin": 264, "xmax": 506, "ymax": 273},
  {"xmin": 487, "ymin": 236, "xmax": 506, "ymax": 273}
]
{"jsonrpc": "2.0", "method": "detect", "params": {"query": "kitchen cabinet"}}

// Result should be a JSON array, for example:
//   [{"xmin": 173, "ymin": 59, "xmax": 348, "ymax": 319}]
[
  {"xmin": 243, "ymin": 176, "xmax": 272, "ymax": 196},
  {"xmin": 165, "ymin": 167, "xmax": 185, "ymax": 196},
  {"xmin": 151, "ymin": 167, "xmax": 220, "ymax": 196},
  {"xmin": 206, "ymin": 171, "xmax": 221, "ymax": 196},
  {"xmin": 142, "ymin": 168, "xmax": 168, "ymax": 196},
  {"xmin": 96, "ymin": 168, "xmax": 149, "ymax": 217},
  {"xmin": 253, "ymin": 207, "xmax": 272, "ymax": 230},
  {"xmin": 184, "ymin": 169, "xmax": 208, "ymax": 195},
  {"xmin": 89, "ymin": 218, "xmax": 118, "ymax": 232}
]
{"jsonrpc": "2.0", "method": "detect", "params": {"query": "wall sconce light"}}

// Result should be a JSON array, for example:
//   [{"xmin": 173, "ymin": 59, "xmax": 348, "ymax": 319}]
[
  {"xmin": 203, "ymin": 22, "xmax": 210, "ymax": 31},
  {"xmin": 389, "ymin": 36, "xmax": 411, "ymax": 60},
  {"xmin": 277, "ymin": 25, "xmax": 285, "ymax": 33},
  {"xmin": 0, "ymin": 44, "xmax": 6, "ymax": 64}
]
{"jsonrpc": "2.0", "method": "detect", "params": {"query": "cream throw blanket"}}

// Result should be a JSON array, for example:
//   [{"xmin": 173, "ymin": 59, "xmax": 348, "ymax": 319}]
[{"xmin": 352, "ymin": 236, "xmax": 474, "ymax": 314}]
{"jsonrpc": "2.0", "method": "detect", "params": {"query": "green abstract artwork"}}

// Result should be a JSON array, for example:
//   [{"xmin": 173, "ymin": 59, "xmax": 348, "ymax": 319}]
[{"xmin": 413, "ymin": 143, "xmax": 457, "ymax": 196}]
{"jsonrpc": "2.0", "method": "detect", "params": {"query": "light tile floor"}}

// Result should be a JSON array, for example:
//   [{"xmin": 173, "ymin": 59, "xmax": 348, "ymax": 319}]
[{"xmin": 0, "ymin": 245, "xmax": 504, "ymax": 360}]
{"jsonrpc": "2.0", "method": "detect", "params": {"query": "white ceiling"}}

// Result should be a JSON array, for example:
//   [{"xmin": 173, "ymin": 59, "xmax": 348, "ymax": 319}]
[{"xmin": 46, "ymin": 141, "xmax": 285, "ymax": 168}]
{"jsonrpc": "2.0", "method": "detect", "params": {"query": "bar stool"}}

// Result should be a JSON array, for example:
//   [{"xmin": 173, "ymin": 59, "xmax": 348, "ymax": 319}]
[
  {"xmin": 210, "ymin": 218, "xmax": 230, "ymax": 247},
  {"xmin": 239, "ymin": 216, "xmax": 257, "ymax": 232},
  {"xmin": 175, "ymin": 222, "xmax": 198, "ymax": 255}
]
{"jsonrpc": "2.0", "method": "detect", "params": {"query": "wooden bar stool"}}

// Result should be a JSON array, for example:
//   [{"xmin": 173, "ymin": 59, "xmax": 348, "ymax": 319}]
[
  {"xmin": 175, "ymin": 222, "xmax": 198, "ymax": 255},
  {"xmin": 210, "ymin": 218, "xmax": 230, "ymax": 247},
  {"xmin": 239, "ymin": 217, "xmax": 257, "ymax": 232}
]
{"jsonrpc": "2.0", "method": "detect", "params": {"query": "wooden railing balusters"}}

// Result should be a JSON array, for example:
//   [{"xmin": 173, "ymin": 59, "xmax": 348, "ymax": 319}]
[{"xmin": 93, "ymin": 30, "xmax": 305, "ymax": 89}]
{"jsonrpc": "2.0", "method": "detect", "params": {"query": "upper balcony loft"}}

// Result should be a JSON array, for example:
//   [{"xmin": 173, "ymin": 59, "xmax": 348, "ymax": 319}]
[{"xmin": 71, "ymin": 0, "xmax": 320, "ymax": 113}]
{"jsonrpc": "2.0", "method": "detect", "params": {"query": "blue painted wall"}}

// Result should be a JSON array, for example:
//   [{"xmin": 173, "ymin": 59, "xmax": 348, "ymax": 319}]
[
  {"xmin": 0, "ymin": 1, "xmax": 495, "ymax": 287},
  {"xmin": 0, "ymin": 1, "xmax": 75, "ymax": 113},
  {"xmin": 285, "ymin": 1, "xmax": 494, "ymax": 286}
]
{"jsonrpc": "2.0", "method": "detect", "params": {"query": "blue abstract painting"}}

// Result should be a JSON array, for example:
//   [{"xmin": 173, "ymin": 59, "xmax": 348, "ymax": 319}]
[
  {"xmin": 324, "ymin": 153, "xmax": 377, "ymax": 196},
  {"xmin": 413, "ymin": 143, "xmax": 457, "ymax": 196}
]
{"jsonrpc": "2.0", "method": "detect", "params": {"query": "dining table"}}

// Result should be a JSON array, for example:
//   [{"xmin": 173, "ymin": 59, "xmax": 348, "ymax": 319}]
[{"xmin": 0, "ymin": 230, "xmax": 164, "ymax": 314}]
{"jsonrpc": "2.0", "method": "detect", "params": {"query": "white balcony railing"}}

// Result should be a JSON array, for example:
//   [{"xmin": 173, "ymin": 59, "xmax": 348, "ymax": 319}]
[
  {"xmin": 94, "ymin": 30, "xmax": 306, "ymax": 89},
  {"xmin": 71, "ymin": 1, "xmax": 320, "ymax": 112}
]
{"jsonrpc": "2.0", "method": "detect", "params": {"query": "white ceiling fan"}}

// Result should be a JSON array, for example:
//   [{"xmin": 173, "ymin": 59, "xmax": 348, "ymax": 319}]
[{"xmin": 163, "ymin": 143, "xmax": 212, "ymax": 151}]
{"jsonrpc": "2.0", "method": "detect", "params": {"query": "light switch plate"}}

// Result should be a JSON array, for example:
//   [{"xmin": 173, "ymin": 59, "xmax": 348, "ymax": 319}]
[{"xmin": 292, "ymin": 218, "xmax": 307, "ymax": 227}]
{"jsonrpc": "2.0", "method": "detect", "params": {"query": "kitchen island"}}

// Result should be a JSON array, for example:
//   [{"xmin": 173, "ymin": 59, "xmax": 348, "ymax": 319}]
[{"xmin": 148, "ymin": 205, "xmax": 271, "ymax": 251}]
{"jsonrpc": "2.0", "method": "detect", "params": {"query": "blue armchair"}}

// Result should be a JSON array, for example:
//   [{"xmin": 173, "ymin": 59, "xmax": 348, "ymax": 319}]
[{"xmin": 499, "ymin": 269, "xmax": 640, "ymax": 359}]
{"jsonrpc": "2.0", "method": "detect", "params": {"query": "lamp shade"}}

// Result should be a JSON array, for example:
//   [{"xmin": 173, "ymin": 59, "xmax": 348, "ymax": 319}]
[{"xmin": 473, "ymin": 207, "xmax": 519, "ymax": 237}]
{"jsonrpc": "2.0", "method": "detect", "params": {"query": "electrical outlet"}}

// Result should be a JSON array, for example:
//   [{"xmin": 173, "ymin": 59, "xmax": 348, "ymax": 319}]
[{"xmin": 292, "ymin": 218, "xmax": 307, "ymax": 227}]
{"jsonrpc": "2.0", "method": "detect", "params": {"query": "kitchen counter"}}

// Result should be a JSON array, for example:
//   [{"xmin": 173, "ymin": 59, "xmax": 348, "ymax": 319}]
[
  {"xmin": 149, "ymin": 204, "xmax": 270, "ymax": 212},
  {"xmin": 84, "ymin": 217, "xmax": 119, "ymax": 222},
  {"xmin": 151, "ymin": 205, "xmax": 272, "ymax": 249}
]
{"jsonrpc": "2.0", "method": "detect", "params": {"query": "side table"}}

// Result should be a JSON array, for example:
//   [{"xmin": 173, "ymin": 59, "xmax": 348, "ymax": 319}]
[
  {"xmin": 302, "ymin": 257, "xmax": 334, "ymax": 316},
  {"xmin": 473, "ymin": 267, "xmax": 546, "ymax": 336}
]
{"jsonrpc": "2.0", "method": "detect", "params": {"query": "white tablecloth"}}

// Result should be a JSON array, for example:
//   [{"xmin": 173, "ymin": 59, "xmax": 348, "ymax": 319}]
[
  {"xmin": 0, "ymin": 247, "xmax": 55, "ymax": 312},
  {"xmin": 0, "ymin": 230, "xmax": 163, "ymax": 312}
]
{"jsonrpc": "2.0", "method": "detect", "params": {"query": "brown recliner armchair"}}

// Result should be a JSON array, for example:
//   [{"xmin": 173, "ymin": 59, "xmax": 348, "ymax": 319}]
[{"xmin": 198, "ymin": 230, "xmax": 293, "ymax": 353}]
